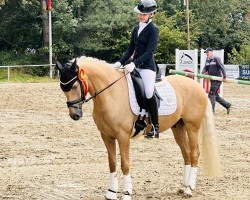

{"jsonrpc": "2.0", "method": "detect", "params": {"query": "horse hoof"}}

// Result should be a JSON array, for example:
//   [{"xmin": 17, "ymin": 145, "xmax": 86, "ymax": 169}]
[
  {"xmin": 144, "ymin": 135, "xmax": 154, "ymax": 139},
  {"xmin": 105, "ymin": 190, "xmax": 117, "ymax": 200},
  {"xmin": 183, "ymin": 193, "xmax": 192, "ymax": 198},
  {"xmin": 122, "ymin": 194, "xmax": 132, "ymax": 200},
  {"xmin": 177, "ymin": 185, "xmax": 186, "ymax": 196},
  {"xmin": 183, "ymin": 187, "xmax": 192, "ymax": 198},
  {"xmin": 105, "ymin": 197, "xmax": 117, "ymax": 200}
]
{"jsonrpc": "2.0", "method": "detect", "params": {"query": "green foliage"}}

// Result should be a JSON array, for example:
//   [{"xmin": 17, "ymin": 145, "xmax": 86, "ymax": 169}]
[
  {"xmin": 74, "ymin": 0, "xmax": 136, "ymax": 62},
  {"xmin": 0, "ymin": 50, "xmax": 49, "ymax": 76},
  {"xmin": 228, "ymin": 45, "xmax": 250, "ymax": 64},
  {"xmin": 0, "ymin": 0, "xmax": 250, "ymax": 80},
  {"xmin": 154, "ymin": 12, "xmax": 186, "ymax": 63},
  {"xmin": 0, "ymin": 67, "xmax": 51, "ymax": 82},
  {"xmin": 52, "ymin": 0, "xmax": 78, "ymax": 62},
  {"xmin": 0, "ymin": 0, "xmax": 41, "ymax": 52},
  {"xmin": 190, "ymin": 0, "xmax": 250, "ymax": 61}
]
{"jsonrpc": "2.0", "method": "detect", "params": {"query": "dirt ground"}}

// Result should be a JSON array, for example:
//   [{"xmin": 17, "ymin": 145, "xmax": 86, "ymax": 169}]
[{"xmin": 0, "ymin": 80, "xmax": 249, "ymax": 200}]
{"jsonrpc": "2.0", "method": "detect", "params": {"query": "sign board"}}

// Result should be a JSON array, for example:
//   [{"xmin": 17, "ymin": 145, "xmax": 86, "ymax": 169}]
[
  {"xmin": 200, "ymin": 49, "xmax": 224, "ymax": 97},
  {"xmin": 239, "ymin": 65, "xmax": 250, "ymax": 80},
  {"xmin": 175, "ymin": 49, "xmax": 198, "ymax": 81},
  {"xmin": 158, "ymin": 64, "xmax": 166, "ymax": 76},
  {"xmin": 225, "ymin": 65, "xmax": 239, "ymax": 79}
]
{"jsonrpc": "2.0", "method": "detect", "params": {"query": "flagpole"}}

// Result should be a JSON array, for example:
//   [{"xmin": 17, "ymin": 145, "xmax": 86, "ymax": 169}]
[
  {"xmin": 186, "ymin": 0, "xmax": 190, "ymax": 49},
  {"xmin": 49, "ymin": 9, "xmax": 53, "ymax": 79}
]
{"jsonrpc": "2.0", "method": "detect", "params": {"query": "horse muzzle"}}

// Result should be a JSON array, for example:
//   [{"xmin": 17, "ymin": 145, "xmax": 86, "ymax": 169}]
[{"xmin": 69, "ymin": 107, "xmax": 83, "ymax": 121}]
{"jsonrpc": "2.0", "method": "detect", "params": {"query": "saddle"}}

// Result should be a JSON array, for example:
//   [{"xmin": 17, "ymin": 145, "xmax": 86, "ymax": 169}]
[
  {"xmin": 130, "ymin": 68, "xmax": 163, "ymax": 138},
  {"xmin": 130, "ymin": 69, "xmax": 162, "ymax": 110}
]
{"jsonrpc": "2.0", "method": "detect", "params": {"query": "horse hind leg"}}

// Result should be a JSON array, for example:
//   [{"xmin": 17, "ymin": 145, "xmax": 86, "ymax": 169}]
[
  {"xmin": 182, "ymin": 121, "xmax": 201, "ymax": 198},
  {"xmin": 171, "ymin": 119, "xmax": 198, "ymax": 197}
]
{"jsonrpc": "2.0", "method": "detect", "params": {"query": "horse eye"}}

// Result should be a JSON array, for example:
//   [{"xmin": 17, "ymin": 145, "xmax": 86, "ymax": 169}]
[{"xmin": 72, "ymin": 85, "xmax": 78, "ymax": 90}]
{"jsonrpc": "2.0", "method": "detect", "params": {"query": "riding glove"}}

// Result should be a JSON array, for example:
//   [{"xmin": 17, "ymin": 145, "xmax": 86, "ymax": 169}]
[
  {"xmin": 125, "ymin": 62, "xmax": 135, "ymax": 73},
  {"xmin": 113, "ymin": 62, "xmax": 122, "ymax": 69}
]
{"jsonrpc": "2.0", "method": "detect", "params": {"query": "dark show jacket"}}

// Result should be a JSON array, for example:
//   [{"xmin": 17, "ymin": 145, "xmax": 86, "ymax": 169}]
[
  {"xmin": 201, "ymin": 56, "xmax": 227, "ymax": 78},
  {"xmin": 119, "ymin": 22, "xmax": 159, "ymax": 72}
]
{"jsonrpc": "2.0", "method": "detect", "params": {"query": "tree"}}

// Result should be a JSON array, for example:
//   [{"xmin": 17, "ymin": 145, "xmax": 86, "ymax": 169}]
[
  {"xmin": 190, "ymin": 0, "xmax": 250, "ymax": 63},
  {"xmin": 228, "ymin": 45, "xmax": 250, "ymax": 64},
  {"xmin": 73, "ymin": 0, "xmax": 135, "ymax": 62},
  {"xmin": 154, "ymin": 12, "xmax": 186, "ymax": 63},
  {"xmin": 0, "ymin": 0, "xmax": 41, "ymax": 52},
  {"xmin": 0, "ymin": 0, "xmax": 250, "ymax": 68}
]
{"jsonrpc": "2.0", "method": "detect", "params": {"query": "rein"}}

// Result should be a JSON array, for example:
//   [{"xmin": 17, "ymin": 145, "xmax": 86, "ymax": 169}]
[
  {"xmin": 85, "ymin": 71, "xmax": 129, "ymax": 103},
  {"xmin": 61, "ymin": 71, "xmax": 129, "ymax": 108}
]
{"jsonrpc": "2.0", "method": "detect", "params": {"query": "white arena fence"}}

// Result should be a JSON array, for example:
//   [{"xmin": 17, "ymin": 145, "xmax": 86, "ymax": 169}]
[
  {"xmin": 0, "ymin": 64, "xmax": 175, "ymax": 81},
  {"xmin": 0, "ymin": 64, "xmax": 56, "ymax": 80},
  {"xmin": 2, "ymin": 64, "xmax": 249, "ymax": 81}
]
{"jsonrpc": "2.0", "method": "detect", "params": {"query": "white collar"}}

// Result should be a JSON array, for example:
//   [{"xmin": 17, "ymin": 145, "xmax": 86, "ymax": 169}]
[{"xmin": 138, "ymin": 19, "xmax": 152, "ymax": 35}]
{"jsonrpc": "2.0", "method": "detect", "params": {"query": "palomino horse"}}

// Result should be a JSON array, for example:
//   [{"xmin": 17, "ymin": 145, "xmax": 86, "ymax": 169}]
[{"xmin": 56, "ymin": 57, "xmax": 222, "ymax": 200}]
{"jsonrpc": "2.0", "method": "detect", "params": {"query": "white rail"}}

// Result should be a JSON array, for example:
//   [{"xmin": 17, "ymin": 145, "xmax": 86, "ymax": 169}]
[{"xmin": 0, "ymin": 64, "xmax": 55, "ymax": 81}]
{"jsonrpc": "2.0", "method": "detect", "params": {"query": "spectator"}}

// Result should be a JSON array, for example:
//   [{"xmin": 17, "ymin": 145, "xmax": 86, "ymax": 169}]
[{"xmin": 201, "ymin": 48, "xmax": 231, "ymax": 114}]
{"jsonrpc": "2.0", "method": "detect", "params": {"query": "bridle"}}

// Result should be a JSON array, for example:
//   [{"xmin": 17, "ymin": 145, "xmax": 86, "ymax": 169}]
[
  {"xmin": 60, "ymin": 78, "xmax": 86, "ymax": 109},
  {"xmin": 60, "ymin": 68, "xmax": 128, "ymax": 108}
]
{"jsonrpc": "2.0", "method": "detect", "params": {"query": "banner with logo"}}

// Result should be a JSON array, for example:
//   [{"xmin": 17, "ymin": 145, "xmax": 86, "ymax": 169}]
[
  {"xmin": 175, "ymin": 49, "xmax": 198, "ymax": 81},
  {"xmin": 200, "ymin": 49, "xmax": 224, "ymax": 97},
  {"xmin": 239, "ymin": 65, "xmax": 250, "ymax": 80},
  {"xmin": 225, "ymin": 65, "xmax": 239, "ymax": 79}
]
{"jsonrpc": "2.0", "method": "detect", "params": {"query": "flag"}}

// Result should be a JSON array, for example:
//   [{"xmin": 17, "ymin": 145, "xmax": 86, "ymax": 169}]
[{"xmin": 45, "ymin": 0, "xmax": 51, "ymax": 11}]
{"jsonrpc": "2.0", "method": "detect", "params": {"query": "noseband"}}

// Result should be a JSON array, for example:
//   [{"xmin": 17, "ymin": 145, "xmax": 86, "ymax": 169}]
[
  {"xmin": 60, "ymin": 67, "xmax": 129, "ymax": 109},
  {"xmin": 60, "ymin": 75, "xmax": 88, "ymax": 109}
]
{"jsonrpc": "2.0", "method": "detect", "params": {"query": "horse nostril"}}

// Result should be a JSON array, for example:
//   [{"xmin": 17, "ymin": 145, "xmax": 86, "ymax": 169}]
[{"xmin": 72, "ymin": 114, "xmax": 81, "ymax": 120}]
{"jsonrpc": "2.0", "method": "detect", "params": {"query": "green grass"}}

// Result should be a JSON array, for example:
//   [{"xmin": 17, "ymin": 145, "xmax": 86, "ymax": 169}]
[{"xmin": 0, "ymin": 68, "xmax": 57, "ymax": 83}]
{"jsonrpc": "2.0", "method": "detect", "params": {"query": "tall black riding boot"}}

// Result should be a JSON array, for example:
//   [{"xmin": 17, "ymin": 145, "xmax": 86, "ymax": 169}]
[{"xmin": 145, "ymin": 96, "xmax": 159, "ymax": 138}]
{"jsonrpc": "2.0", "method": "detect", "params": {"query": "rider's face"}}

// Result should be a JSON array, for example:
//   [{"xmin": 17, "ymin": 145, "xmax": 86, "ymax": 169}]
[{"xmin": 138, "ymin": 13, "xmax": 152, "ymax": 23}]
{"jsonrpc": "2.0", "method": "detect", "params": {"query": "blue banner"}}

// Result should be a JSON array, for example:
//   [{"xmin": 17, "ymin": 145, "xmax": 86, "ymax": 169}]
[{"xmin": 239, "ymin": 65, "xmax": 250, "ymax": 80}]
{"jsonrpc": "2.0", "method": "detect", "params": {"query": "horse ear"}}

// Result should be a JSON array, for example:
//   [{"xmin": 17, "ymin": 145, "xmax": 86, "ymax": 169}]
[
  {"xmin": 71, "ymin": 58, "xmax": 79, "ymax": 73},
  {"xmin": 55, "ymin": 61, "xmax": 63, "ymax": 71}
]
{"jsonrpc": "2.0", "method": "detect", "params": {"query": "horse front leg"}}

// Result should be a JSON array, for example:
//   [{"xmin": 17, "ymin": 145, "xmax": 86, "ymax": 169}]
[
  {"xmin": 117, "ymin": 134, "xmax": 132, "ymax": 200},
  {"xmin": 101, "ymin": 134, "xmax": 118, "ymax": 200}
]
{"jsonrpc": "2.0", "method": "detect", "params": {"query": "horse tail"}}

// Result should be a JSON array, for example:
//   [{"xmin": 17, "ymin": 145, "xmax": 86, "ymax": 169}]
[{"xmin": 201, "ymin": 101, "xmax": 223, "ymax": 177}]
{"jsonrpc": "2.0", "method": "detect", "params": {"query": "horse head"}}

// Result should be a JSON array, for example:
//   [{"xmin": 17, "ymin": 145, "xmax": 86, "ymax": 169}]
[{"xmin": 56, "ymin": 59, "xmax": 88, "ymax": 121}]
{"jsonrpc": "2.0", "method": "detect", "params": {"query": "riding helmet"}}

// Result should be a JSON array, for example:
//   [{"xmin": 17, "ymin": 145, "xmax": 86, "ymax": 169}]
[{"xmin": 134, "ymin": 0, "xmax": 157, "ymax": 14}]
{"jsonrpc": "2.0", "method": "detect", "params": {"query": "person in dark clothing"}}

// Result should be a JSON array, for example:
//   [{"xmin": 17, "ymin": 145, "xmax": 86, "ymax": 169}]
[
  {"xmin": 113, "ymin": 0, "xmax": 159, "ymax": 138},
  {"xmin": 201, "ymin": 48, "xmax": 231, "ymax": 114}
]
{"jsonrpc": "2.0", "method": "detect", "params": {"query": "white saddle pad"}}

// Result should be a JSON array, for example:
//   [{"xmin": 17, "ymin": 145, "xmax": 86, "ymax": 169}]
[{"xmin": 126, "ymin": 74, "xmax": 177, "ymax": 116}]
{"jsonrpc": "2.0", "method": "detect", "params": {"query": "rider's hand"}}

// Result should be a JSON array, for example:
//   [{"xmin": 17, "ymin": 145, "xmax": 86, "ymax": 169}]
[
  {"xmin": 125, "ymin": 62, "xmax": 135, "ymax": 73},
  {"xmin": 113, "ymin": 62, "xmax": 121, "ymax": 69}
]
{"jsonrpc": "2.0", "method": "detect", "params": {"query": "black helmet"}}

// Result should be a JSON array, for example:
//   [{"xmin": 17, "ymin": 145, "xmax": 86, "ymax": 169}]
[{"xmin": 134, "ymin": 0, "xmax": 157, "ymax": 14}]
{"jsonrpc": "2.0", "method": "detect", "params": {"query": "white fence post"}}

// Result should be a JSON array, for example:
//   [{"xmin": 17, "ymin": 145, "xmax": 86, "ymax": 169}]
[{"xmin": 8, "ymin": 67, "xmax": 10, "ymax": 81}]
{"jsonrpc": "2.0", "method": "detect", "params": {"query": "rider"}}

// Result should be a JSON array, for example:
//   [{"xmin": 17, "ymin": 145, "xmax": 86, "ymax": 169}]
[{"xmin": 113, "ymin": 0, "xmax": 159, "ymax": 138}]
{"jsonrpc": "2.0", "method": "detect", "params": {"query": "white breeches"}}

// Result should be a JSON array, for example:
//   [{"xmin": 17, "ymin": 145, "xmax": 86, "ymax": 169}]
[{"xmin": 137, "ymin": 68, "xmax": 156, "ymax": 99}]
